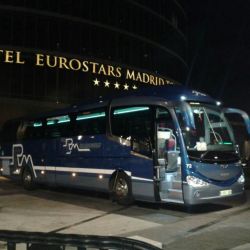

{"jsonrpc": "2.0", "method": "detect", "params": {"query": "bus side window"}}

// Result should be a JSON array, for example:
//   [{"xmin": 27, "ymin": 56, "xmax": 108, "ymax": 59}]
[
  {"xmin": 45, "ymin": 115, "xmax": 72, "ymax": 138},
  {"xmin": 75, "ymin": 109, "xmax": 106, "ymax": 136},
  {"xmin": 0, "ymin": 120, "xmax": 21, "ymax": 144},
  {"xmin": 20, "ymin": 121, "xmax": 44, "ymax": 140},
  {"xmin": 111, "ymin": 106, "xmax": 153, "ymax": 157}
]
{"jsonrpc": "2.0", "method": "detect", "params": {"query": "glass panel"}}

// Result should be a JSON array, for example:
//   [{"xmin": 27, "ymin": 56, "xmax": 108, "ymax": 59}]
[
  {"xmin": 156, "ymin": 107, "xmax": 180, "ymax": 171},
  {"xmin": 76, "ymin": 111, "xmax": 105, "ymax": 121},
  {"xmin": 75, "ymin": 110, "xmax": 106, "ymax": 135},
  {"xmin": 112, "ymin": 106, "xmax": 153, "ymax": 157},
  {"xmin": 0, "ymin": 120, "xmax": 21, "ymax": 143},
  {"xmin": 113, "ymin": 106, "xmax": 149, "ymax": 115},
  {"xmin": 21, "ymin": 120, "xmax": 44, "ymax": 140},
  {"xmin": 45, "ymin": 115, "xmax": 71, "ymax": 138},
  {"xmin": 176, "ymin": 103, "xmax": 239, "ymax": 163}
]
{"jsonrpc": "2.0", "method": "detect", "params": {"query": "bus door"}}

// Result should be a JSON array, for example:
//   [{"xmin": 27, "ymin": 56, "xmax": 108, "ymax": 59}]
[{"xmin": 155, "ymin": 107, "xmax": 183, "ymax": 203}]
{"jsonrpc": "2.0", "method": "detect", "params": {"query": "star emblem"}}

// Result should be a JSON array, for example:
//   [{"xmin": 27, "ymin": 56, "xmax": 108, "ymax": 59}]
[
  {"xmin": 114, "ymin": 82, "xmax": 120, "ymax": 89},
  {"xmin": 93, "ymin": 78, "xmax": 100, "ymax": 86},
  {"xmin": 132, "ymin": 85, "xmax": 138, "ymax": 90},
  {"xmin": 104, "ymin": 80, "xmax": 110, "ymax": 87},
  {"xmin": 124, "ymin": 84, "xmax": 129, "ymax": 90}
]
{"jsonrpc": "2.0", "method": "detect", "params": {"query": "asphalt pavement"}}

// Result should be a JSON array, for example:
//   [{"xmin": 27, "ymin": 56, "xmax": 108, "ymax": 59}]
[{"xmin": 0, "ymin": 176, "xmax": 250, "ymax": 249}]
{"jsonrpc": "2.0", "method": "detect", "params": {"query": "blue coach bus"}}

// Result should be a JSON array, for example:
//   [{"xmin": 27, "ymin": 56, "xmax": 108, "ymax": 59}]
[{"xmin": 0, "ymin": 85, "xmax": 249, "ymax": 205}]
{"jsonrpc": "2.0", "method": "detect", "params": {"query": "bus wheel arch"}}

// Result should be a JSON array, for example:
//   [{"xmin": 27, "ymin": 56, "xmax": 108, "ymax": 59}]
[
  {"xmin": 109, "ymin": 170, "xmax": 134, "ymax": 206},
  {"xmin": 22, "ymin": 166, "xmax": 36, "ymax": 190}
]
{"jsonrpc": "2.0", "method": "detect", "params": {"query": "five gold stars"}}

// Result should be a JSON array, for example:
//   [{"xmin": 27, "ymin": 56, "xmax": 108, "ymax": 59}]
[{"xmin": 92, "ymin": 78, "xmax": 137, "ymax": 90}]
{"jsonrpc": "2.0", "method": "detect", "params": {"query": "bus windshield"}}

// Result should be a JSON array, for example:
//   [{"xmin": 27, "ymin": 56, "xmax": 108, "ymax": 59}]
[{"xmin": 176, "ymin": 103, "xmax": 239, "ymax": 163}]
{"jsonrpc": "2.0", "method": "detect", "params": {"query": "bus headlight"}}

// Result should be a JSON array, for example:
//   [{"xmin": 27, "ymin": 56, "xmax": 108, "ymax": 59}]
[
  {"xmin": 186, "ymin": 175, "xmax": 209, "ymax": 187},
  {"xmin": 237, "ymin": 174, "xmax": 245, "ymax": 184}
]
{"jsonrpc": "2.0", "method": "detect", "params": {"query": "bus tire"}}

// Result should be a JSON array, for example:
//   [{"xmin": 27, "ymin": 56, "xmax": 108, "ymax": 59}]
[
  {"xmin": 110, "ymin": 171, "xmax": 134, "ymax": 206},
  {"xmin": 22, "ymin": 167, "xmax": 36, "ymax": 190}
]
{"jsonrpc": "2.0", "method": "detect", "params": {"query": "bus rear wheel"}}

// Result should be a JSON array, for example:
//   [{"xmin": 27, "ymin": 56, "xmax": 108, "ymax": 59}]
[
  {"xmin": 110, "ymin": 172, "xmax": 133, "ymax": 206},
  {"xmin": 22, "ymin": 167, "xmax": 35, "ymax": 190}
]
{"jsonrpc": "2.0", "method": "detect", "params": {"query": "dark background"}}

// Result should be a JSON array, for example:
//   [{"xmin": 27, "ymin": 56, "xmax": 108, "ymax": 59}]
[
  {"xmin": 0, "ymin": 0, "xmax": 249, "ymax": 116},
  {"xmin": 187, "ymin": 0, "xmax": 250, "ymax": 114}
]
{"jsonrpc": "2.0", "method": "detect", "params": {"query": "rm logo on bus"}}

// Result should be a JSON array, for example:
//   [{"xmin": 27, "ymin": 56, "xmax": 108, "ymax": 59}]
[
  {"xmin": 12, "ymin": 144, "xmax": 36, "ymax": 177},
  {"xmin": 63, "ymin": 138, "xmax": 90, "ymax": 155}
]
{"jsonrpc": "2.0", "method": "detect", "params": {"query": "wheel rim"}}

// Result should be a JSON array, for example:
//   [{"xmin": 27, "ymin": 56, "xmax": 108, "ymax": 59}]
[{"xmin": 115, "ymin": 178, "xmax": 128, "ymax": 197}]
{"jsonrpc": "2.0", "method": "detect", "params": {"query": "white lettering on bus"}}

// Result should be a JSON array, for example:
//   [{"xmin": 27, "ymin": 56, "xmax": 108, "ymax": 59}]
[
  {"xmin": 63, "ymin": 138, "xmax": 90, "ymax": 155},
  {"xmin": 11, "ymin": 144, "xmax": 37, "ymax": 177}
]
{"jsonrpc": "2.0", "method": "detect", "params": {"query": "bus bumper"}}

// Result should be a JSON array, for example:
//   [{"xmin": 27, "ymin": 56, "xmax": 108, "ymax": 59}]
[{"xmin": 183, "ymin": 182, "xmax": 245, "ymax": 205}]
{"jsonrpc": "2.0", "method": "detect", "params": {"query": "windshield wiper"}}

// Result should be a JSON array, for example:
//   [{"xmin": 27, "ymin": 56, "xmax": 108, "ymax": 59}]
[
  {"xmin": 200, "ymin": 150, "xmax": 210, "ymax": 161},
  {"xmin": 201, "ymin": 107, "xmax": 220, "ymax": 144}
]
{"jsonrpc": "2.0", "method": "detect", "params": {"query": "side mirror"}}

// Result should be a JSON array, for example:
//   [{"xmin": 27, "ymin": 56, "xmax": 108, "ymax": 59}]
[
  {"xmin": 244, "ymin": 140, "xmax": 250, "ymax": 162},
  {"xmin": 223, "ymin": 108, "xmax": 250, "ymax": 136}
]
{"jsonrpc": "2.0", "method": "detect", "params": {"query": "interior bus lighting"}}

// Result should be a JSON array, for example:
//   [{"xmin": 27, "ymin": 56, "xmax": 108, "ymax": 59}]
[
  {"xmin": 57, "ymin": 118, "xmax": 70, "ymax": 123},
  {"xmin": 193, "ymin": 109, "xmax": 203, "ymax": 114},
  {"xmin": 99, "ymin": 174, "xmax": 103, "ymax": 179},
  {"xmin": 218, "ymin": 142, "xmax": 233, "ymax": 145},
  {"xmin": 114, "ymin": 107, "xmax": 149, "ymax": 115},
  {"xmin": 72, "ymin": 172, "xmax": 76, "ymax": 177},
  {"xmin": 76, "ymin": 112, "xmax": 105, "ymax": 121},
  {"xmin": 41, "ymin": 170, "xmax": 45, "ymax": 175},
  {"xmin": 189, "ymin": 102, "xmax": 200, "ymax": 105},
  {"xmin": 47, "ymin": 120, "xmax": 56, "ymax": 126},
  {"xmin": 33, "ymin": 122, "xmax": 42, "ymax": 127}
]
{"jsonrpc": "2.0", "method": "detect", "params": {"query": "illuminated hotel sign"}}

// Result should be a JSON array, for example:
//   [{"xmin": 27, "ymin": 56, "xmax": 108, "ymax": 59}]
[{"xmin": 0, "ymin": 49, "xmax": 177, "ymax": 90}]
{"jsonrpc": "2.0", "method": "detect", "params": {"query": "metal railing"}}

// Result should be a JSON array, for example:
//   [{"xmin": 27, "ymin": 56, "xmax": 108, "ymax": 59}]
[{"xmin": 0, "ymin": 230, "xmax": 162, "ymax": 250}]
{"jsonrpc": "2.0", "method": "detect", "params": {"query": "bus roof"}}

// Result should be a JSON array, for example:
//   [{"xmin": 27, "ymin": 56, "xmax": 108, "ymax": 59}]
[
  {"xmin": 114, "ymin": 85, "xmax": 216, "ymax": 103},
  {"xmin": 7, "ymin": 85, "xmax": 217, "ymax": 122}
]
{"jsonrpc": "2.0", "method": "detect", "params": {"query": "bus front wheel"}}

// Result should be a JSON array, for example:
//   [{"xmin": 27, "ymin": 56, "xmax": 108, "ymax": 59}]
[
  {"xmin": 22, "ymin": 167, "xmax": 35, "ymax": 190},
  {"xmin": 110, "ymin": 172, "xmax": 133, "ymax": 206}
]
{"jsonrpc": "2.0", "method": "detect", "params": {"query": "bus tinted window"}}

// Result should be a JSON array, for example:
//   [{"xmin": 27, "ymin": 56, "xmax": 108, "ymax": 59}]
[
  {"xmin": 45, "ymin": 115, "xmax": 72, "ymax": 138},
  {"xmin": 111, "ymin": 106, "xmax": 153, "ymax": 157},
  {"xmin": 21, "ymin": 120, "xmax": 44, "ymax": 140},
  {"xmin": 156, "ymin": 107, "xmax": 180, "ymax": 161},
  {"xmin": 75, "ymin": 110, "xmax": 106, "ymax": 135},
  {"xmin": 0, "ymin": 120, "xmax": 21, "ymax": 143}
]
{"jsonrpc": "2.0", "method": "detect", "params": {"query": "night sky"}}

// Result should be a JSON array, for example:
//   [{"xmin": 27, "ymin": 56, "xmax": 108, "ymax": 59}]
[{"xmin": 187, "ymin": 0, "xmax": 250, "ymax": 114}]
